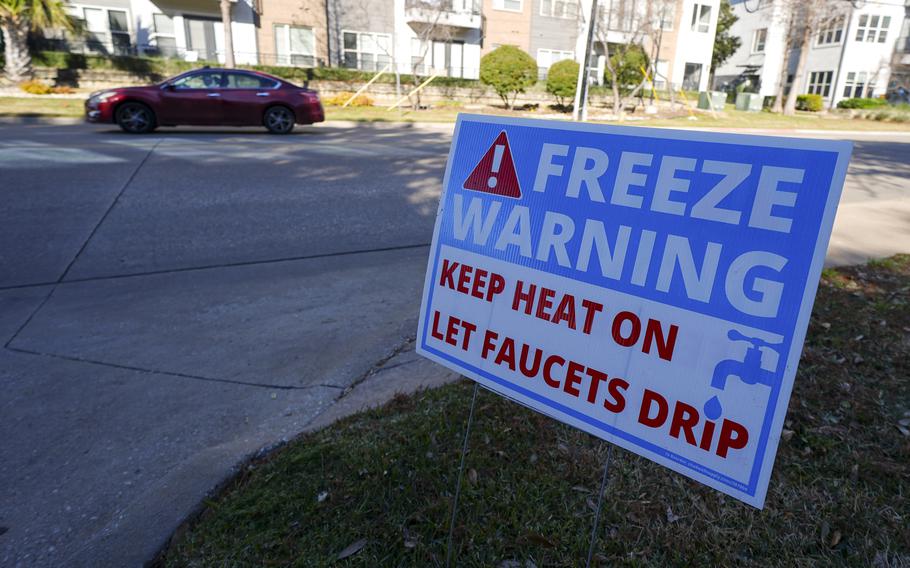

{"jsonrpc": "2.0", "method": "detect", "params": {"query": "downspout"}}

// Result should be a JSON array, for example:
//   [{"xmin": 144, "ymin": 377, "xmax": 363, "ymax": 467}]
[
  {"xmin": 829, "ymin": 6, "xmax": 853, "ymax": 110},
  {"xmin": 324, "ymin": 0, "xmax": 333, "ymax": 66}
]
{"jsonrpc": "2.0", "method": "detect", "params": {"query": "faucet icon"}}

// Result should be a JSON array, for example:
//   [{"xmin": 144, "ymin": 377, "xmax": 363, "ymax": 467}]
[
  {"xmin": 703, "ymin": 330, "xmax": 782, "ymax": 421},
  {"xmin": 711, "ymin": 330, "xmax": 782, "ymax": 391}
]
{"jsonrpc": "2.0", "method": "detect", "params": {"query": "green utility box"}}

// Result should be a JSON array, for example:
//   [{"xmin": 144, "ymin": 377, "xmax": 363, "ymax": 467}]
[
  {"xmin": 735, "ymin": 92, "xmax": 763, "ymax": 112},
  {"xmin": 698, "ymin": 91, "xmax": 726, "ymax": 111}
]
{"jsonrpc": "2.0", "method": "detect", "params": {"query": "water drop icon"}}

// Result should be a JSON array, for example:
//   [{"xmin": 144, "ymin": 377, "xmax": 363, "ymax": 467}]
[{"xmin": 704, "ymin": 396, "xmax": 722, "ymax": 420}]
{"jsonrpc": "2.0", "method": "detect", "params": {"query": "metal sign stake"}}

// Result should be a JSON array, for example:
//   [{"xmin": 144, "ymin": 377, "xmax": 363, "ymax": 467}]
[
  {"xmin": 446, "ymin": 381, "xmax": 480, "ymax": 568},
  {"xmin": 585, "ymin": 443, "xmax": 614, "ymax": 568}
]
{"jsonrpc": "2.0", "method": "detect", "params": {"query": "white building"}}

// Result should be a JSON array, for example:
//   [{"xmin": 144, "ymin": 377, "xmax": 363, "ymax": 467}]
[
  {"xmin": 574, "ymin": 0, "xmax": 719, "ymax": 92},
  {"xmin": 714, "ymin": 0, "xmax": 906, "ymax": 106}
]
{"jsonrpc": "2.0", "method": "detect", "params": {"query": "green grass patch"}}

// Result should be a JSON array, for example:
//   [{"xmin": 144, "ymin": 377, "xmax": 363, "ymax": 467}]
[
  {"xmin": 0, "ymin": 96, "xmax": 84, "ymax": 117},
  {"xmin": 160, "ymin": 256, "xmax": 910, "ymax": 567}
]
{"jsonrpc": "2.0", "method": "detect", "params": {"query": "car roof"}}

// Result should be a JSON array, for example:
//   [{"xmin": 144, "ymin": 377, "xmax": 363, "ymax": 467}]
[{"xmin": 190, "ymin": 67, "xmax": 283, "ymax": 81}]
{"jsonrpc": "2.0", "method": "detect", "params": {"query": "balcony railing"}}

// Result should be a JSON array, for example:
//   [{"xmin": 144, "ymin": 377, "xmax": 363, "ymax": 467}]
[{"xmin": 404, "ymin": 0, "xmax": 482, "ymax": 29}]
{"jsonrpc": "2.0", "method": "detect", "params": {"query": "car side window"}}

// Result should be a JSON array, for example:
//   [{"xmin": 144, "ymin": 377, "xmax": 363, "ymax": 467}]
[
  {"xmin": 225, "ymin": 72, "xmax": 278, "ymax": 89},
  {"xmin": 172, "ymin": 72, "xmax": 224, "ymax": 89}
]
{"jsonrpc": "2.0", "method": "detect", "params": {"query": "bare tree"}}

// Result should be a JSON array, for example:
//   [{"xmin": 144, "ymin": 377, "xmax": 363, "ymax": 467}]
[
  {"xmin": 220, "ymin": 0, "xmax": 235, "ymax": 68},
  {"xmin": 404, "ymin": 0, "xmax": 460, "ymax": 108},
  {"xmin": 764, "ymin": 0, "xmax": 850, "ymax": 115},
  {"xmin": 592, "ymin": 0, "xmax": 659, "ymax": 120}
]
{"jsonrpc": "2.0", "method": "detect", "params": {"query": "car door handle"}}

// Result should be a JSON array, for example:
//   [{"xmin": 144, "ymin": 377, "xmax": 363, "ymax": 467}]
[
  {"xmin": 256, "ymin": 92, "xmax": 270, "ymax": 97},
  {"xmin": 207, "ymin": 92, "xmax": 221, "ymax": 97}
]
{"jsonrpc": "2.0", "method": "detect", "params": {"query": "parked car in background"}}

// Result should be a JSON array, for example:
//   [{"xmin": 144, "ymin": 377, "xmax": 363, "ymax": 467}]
[{"xmin": 85, "ymin": 67, "xmax": 324, "ymax": 134}]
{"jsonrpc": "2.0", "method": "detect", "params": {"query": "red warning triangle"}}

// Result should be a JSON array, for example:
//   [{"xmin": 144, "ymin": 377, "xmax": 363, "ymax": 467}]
[{"xmin": 463, "ymin": 131, "xmax": 521, "ymax": 199}]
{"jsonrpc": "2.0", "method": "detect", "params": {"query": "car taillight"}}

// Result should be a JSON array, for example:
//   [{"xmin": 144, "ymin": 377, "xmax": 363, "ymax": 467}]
[{"xmin": 299, "ymin": 91, "xmax": 319, "ymax": 103}]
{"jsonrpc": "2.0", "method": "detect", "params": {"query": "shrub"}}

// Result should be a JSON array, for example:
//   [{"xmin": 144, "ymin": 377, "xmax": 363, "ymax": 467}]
[
  {"xmin": 546, "ymin": 59, "xmax": 579, "ymax": 107},
  {"xmin": 479, "ymin": 45, "xmax": 537, "ymax": 109},
  {"xmin": 322, "ymin": 92, "xmax": 374, "ymax": 107},
  {"xmin": 603, "ymin": 45, "xmax": 649, "ymax": 96},
  {"xmin": 837, "ymin": 97, "xmax": 887, "ymax": 109},
  {"xmin": 19, "ymin": 80, "xmax": 53, "ymax": 95},
  {"xmin": 796, "ymin": 94, "xmax": 823, "ymax": 112},
  {"xmin": 51, "ymin": 86, "xmax": 76, "ymax": 94}
]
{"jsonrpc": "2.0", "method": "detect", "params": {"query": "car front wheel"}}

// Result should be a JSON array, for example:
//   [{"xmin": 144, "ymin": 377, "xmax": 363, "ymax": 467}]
[
  {"xmin": 115, "ymin": 102, "xmax": 156, "ymax": 134},
  {"xmin": 264, "ymin": 106, "xmax": 295, "ymax": 134}
]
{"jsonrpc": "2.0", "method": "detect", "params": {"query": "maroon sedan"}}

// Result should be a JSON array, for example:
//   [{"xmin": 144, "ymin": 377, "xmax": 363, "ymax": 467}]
[{"xmin": 85, "ymin": 67, "xmax": 324, "ymax": 134}]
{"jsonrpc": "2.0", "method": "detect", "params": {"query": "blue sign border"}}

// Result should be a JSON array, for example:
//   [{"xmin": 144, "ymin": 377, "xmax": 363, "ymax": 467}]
[{"xmin": 418, "ymin": 114, "xmax": 852, "ymax": 507}]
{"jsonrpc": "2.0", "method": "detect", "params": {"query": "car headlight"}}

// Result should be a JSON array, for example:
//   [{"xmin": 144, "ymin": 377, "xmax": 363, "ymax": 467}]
[{"xmin": 89, "ymin": 91, "xmax": 117, "ymax": 103}]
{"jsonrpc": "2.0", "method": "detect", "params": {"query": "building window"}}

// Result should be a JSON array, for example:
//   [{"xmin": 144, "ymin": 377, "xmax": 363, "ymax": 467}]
[
  {"xmin": 275, "ymin": 24, "xmax": 316, "ymax": 66},
  {"xmin": 816, "ymin": 15, "xmax": 844, "ymax": 45},
  {"xmin": 79, "ymin": 7, "xmax": 131, "ymax": 54},
  {"xmin": 690, "ymin": 3, "xmax": 711, "ymax": 33},
  {"xmin": 653, "ymin": 59, "xmax": 669, "ymax": 89},
  {"xmin": 683, "ymin": 62, "xmax": 702, "ymax": 90},
  {"xmin": 343, "ymin": 31, "xmax": 392, "ymax": 72},
  {"xmin": 540, "ymin": 0, "xmax": 578, "ymax": 19},
  {"xmin": 605, "ymin": 0, "xmax": 641, "ymax": 31},
  {"xmin": 653, "ymin": 1, "xmax": 675, "ymax": 31},
  {"xmin": 843, "ymin": 71, "xmax": 875, "ymax": 98},
  {"xmin": 807, "ymin": 70, "xmax": 833, "ymax": 97},
  {"xmin": 493, "ymin": 0, "xmax": 522, "ymax": 11},
  {"xmin": 855, "ymin": 14, "xmax": 890, "ymax": 43},
  {"xmin": 752, "ymin": 28, "xmax": 767, "ymax": 53},
  {"xmin": 537, "ymin": 48, "xmax": 573, "ymax": 77},
  {"xmin": 152, "ymin": 13, "xmax": 177, "ymax": 56}
]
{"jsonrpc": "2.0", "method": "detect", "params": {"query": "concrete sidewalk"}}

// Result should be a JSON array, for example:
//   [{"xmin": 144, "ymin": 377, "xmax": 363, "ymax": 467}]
[{"xmin": 0, "ymin": 121, "xmax": 907, "ymax": 567}]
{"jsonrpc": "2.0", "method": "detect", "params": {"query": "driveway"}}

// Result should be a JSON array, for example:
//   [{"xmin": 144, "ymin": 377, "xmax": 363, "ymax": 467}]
[{"xmin": 0, "ymin": 122, "xmax": 907, "ymax": 567}]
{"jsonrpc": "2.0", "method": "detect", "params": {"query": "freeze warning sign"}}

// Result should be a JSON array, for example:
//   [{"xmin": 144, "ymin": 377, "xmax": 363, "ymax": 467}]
[{"xmin": 416, "ymin": 114, "xmax": 852, "ymax": 508}]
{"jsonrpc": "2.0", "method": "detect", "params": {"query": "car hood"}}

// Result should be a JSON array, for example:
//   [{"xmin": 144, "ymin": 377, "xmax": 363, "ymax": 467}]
[{"xmin": 88, "ymin": 86, "xmax": 157, "ymax": 98}]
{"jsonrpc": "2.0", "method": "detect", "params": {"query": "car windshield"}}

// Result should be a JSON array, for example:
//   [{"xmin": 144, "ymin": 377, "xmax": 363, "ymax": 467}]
[{"xmin": 169, "ymin": 71, "xmax": 224, "ymax": 89}]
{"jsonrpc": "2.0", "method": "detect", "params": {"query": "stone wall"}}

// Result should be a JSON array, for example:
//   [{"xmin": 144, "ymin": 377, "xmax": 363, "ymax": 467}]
[{"xmin": 32, "ymin": 67, "xmax": 558, "ymax": 107}]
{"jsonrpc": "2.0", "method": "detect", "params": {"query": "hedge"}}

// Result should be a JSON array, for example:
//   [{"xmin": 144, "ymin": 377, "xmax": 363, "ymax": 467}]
[
  {"xmin": 796, "ymin": 93, "xmax": 823, "ymax": 112},
  {"xmin": 837, "ymin": 97, "xmax": 888, "ymax": 109},
  {"xmin": 30, "ymin": 50, "xmax": 482, "ymax": 88}
]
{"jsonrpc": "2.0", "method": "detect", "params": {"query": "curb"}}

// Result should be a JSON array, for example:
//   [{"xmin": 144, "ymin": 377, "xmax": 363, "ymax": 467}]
[{"xmin": 0, "ymin": 115, "xmax": 84, "ymax": 125}]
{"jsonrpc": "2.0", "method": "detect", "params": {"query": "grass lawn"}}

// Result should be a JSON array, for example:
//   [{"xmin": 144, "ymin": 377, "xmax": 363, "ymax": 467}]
[
  {"xmin": 2, "ymin": 95, "xmax": 909, "ymax": 132},
  {"xmin": 0, "ymin": 96, "xmax": 84, "ymax": 117},
  {"xmin": 324, "ymin": 105, "xmax": 910, "ymax": 131},
  {"xmin": 160, "ymin": 256, "xmax": 910, "ymax": 567}
]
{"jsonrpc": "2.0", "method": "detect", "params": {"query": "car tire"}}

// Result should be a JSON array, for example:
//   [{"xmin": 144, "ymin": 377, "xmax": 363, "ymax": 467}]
[
  {"xmin": 263, "ymin": 106, "xmax": 295, "ymax": 134},
  {"xmin": 115, "ymin": 102, "xmax": 156, "ymax": 134}
]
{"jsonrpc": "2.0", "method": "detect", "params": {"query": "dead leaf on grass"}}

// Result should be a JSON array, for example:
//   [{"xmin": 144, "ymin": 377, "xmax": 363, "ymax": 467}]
[
  {"xmin": 467, "ymin": 468, "xmax": 478, "ymax": 485},
  {"xmin": 336, "ymin": 538, "xmax": 367, "ymax": 560},
  {"xmin": 830, "ymin": 530, "xmax": 842, "ymax": 548},
  {"xmin": 525, "ymin": 531, "xmax": 556, "ymax": 547},
  {"xmin": 666, "ymin": 506, "xmax": 681, "ymax": 523}
]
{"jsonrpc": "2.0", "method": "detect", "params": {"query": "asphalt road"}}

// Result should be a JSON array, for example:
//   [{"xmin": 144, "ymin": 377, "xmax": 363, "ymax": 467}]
[{"xmin": 1, "ymin": 121, "xmax": 908, "ymax": 567}]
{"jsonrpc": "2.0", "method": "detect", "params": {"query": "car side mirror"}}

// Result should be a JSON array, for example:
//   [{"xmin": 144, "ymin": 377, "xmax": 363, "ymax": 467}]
[{"xmin": 164, "ymin": 83, "xmax": 176, "ymax": 91}]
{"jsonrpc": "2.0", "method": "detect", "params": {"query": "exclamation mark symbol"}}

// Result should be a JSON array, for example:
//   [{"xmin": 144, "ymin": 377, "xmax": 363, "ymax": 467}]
[{"xmin": 487, "ymin": 144, "xmax": 504, "ymax": 189}]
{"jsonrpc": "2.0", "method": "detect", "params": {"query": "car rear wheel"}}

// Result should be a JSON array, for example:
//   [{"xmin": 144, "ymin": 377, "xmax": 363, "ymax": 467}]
[
  {"xmin": 115, "ymin": 102, "xmax": 156, "ymax": 134},
  {"xmin": 264, "ymin": 106, "xmax": 295, "ymax": 134}
]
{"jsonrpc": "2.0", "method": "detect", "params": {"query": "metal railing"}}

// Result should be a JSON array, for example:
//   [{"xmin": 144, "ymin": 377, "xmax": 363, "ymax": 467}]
[{"xmin": 31, "ymin": 37, "xmax": 326, "ymax": 69}]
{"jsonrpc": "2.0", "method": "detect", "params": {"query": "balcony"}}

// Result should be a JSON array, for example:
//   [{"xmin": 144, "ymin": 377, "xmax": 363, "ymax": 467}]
[{"xmin": 405, "ymin": 0, "xmax": 481, "ymax": 30}]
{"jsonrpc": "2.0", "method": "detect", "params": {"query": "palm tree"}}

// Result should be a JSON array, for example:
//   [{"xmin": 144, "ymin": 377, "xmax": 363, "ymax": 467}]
[{"xmin": 1, "ymin": 0, "xmax": 72, "ymax": 82}]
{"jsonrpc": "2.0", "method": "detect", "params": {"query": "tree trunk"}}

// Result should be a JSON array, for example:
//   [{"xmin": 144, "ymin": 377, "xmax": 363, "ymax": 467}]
[
  {"xmin": 783, "ymin": 14, "xmax": 813, "ymax": 116},
  {"xmin": 220, "ymin": 0, "xmax": 235, "ymax": 68},
  {"xmin": 2, "ymin": 18, "xmax": 33, "ymax": 83}
]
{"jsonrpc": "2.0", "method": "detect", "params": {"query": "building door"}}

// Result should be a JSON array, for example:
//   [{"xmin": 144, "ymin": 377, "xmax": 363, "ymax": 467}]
[
  {"xmin": 185, "ymin": 17, "xmax": 218, "ymax": 61},
  {"xmin": 683, "ymin": 63, "xmax": 703, "ymax": 91}
]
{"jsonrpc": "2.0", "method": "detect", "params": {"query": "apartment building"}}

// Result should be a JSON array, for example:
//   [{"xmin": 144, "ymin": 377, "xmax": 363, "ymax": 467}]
[
  {"xmin": 57, "ymin": 0, "xmax": 259, "ymax": 64},
  {"xmin": 47, "ymin": 0, "xmax": 715, "ymax": 88},
  {"xmin": 258, "ymin": 0, "xmax": 329, "ymax": 66},
  {"xmin": 714, "ymin": 0, "xmax": 906, "ymax": 105},
  {"xmin": 568, "ymin": 0, "xmax": 716, "ymax": 91},
  {"xmin": 889, "ymin": 1, "xmax": 910, "ymax": 94},
  {"xmin": 324, "ymin": 0, "xmax": 482, "ymax": 78}
]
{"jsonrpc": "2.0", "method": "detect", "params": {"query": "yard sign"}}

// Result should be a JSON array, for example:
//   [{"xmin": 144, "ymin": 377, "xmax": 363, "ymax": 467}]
[{"xmin": 417, "ymin": 114, "xmax": 852, "ymax": 508}]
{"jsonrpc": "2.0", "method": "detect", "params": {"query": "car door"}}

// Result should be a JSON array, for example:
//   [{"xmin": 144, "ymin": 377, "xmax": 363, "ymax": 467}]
[
  {"xmin": 158, "ymin": 70, "xmax": 225, "ymax": 125},
  {"xmin": 220, "ymin": 72, "xmax": 280, "ymax": 126}
]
